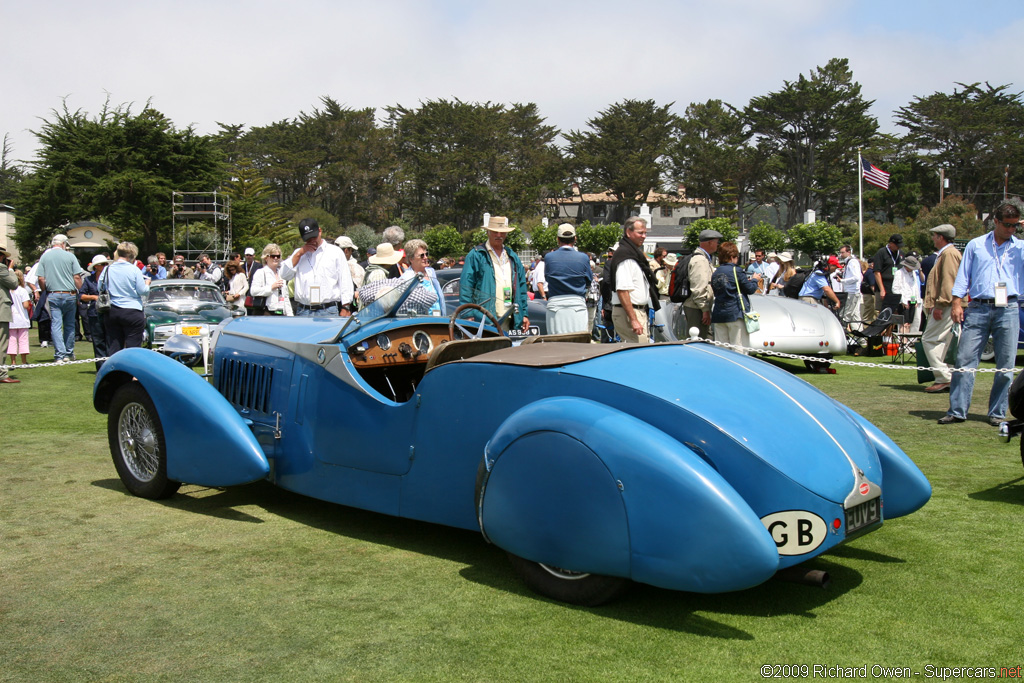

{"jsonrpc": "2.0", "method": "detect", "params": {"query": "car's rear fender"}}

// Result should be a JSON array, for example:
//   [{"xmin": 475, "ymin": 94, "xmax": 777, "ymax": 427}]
[
  {"xmin": 478, "ymin": 396, "xmax": 781, "ymax": 593},
  {"xmin": 94, "ymin": 348, "xmax": 269, "ymax": 487}
]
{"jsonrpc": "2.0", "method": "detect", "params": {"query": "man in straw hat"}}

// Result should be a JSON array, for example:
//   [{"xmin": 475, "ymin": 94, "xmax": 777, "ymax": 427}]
[
  {"xmin": 364, "ymin": 242, "xmax": 403, "ymax": 286},
  {"xmin": 921, "ymin": 224, "xmax": 962, "ymax": 394},
  {"xmin": 460, "ymin": 215, "xmax": 529, "ymax": 333},
  {"xmin": 280, "ymin": 218, "xmax": 354, "ymax": 317}
]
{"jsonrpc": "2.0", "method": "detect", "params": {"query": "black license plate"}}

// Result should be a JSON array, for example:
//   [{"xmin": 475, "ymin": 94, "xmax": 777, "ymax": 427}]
[{"xmin": 845, "ymin": 497, "xmax": 881, "ymax": 535}]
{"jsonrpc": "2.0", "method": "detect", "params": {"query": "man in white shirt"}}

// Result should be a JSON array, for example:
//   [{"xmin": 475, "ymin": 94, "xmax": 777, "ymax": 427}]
[
  {"xmin": 611, "ymin": 217, "xmax": 659, "ymax": 343},
  {"xmin": 280, "ymin": 218, "xmax": 354, "ymax": 317},
  {"xmin": 838, "ymin": 244, "xmax": 863, "ymax": 331}
]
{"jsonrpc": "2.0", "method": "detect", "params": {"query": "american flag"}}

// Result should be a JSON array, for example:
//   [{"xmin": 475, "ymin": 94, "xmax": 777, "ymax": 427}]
[{"xmin": 862, "ymin": 158, "xmax": 890, "ymax": 190}]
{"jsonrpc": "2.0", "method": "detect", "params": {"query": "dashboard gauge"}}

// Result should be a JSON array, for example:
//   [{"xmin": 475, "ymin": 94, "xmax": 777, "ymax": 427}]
[
  {"xmin": 376, "ymin": 333, "xmax": 392, "ymax": 351},
  {"xmin": 413, "ymin": 330, "xmax": 432, "ymax": 355}
]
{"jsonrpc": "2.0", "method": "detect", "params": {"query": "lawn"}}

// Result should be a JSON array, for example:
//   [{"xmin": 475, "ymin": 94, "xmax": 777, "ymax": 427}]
[{"xmin": 2, "ymin": 334, "xmax": 1022, "ymax": 682}]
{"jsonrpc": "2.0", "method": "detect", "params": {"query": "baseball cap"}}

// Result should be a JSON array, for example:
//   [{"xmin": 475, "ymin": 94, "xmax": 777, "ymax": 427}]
[{"xmin": 298, "ymin": 218, "xmax": 320, "ymax": 242}]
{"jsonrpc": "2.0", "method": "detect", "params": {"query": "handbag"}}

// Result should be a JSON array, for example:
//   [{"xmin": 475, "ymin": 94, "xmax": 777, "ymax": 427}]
[
  {"xmin": 734, "ymin": 267, "xmax": 760, "ymax": 333},
  {"xmin": 96, "ymin": 267, "xmax": 112, "ymax": 313}
]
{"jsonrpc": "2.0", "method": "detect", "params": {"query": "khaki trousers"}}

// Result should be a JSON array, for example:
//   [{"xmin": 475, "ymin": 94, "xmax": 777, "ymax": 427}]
[
  {"xmin": 612, "ymin": 306, "xmax": 650, "ymax": 344},
  {"xmin": 921, "ymin": 306, "xmax": 955, "ymax": 383}
]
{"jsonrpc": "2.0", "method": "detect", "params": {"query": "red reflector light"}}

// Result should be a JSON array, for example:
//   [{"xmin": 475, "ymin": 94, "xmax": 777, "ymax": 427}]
[{"xmin": 833, "ymin": 518, "xmax": 842, "ymax": 530}]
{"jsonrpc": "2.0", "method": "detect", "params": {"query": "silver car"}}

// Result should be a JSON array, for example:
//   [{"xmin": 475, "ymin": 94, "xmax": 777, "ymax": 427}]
[{"xmin": 655, "ymin": 295, "xmax": 847, "ymax": 370}]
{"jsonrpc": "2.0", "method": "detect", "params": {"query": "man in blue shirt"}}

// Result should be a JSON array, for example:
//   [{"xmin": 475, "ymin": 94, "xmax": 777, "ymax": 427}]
[
  {"xmin": 37, "ymin": 234, "xmax": 86, "ymax": 363},
  {"xmin": 798, "ymin": 256, "xmax": 841, "ymax": 308},
  {"xmin": 939, "ymin": 203, "xmax": 1023, "ymax": 425},
  {"xmin": 543, "ymin": 224, "xmax": 593, "ymax": 334}
]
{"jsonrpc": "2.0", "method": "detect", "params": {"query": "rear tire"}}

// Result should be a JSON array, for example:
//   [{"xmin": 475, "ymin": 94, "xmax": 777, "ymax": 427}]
[
  {"xmin": 108, "ymin": 382, "xmax": 180, "ymax": 499},
  {"xmin": 981, "ymin": 337, "xmax": 996, "ymax": 362},
  {"xmin": 506, "ymin": 553, "xmax": 628, "ymax": 606}
]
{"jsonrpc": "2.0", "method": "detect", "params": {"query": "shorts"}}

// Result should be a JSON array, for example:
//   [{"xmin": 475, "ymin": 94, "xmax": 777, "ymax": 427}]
[{"xmin": 7, "ymin": 327, "xmax": 29, "ymax": 355}]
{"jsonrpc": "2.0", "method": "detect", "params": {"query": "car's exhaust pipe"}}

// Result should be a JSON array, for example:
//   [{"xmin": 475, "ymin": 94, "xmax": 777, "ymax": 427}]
[{"xmin": 775, "ymin": 567, "xmax": 831, "ymax": 589}]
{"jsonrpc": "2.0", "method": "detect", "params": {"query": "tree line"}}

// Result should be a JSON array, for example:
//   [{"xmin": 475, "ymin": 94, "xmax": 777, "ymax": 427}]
[{"xmin": 4, "ymin": 57, "xmax": 1022, "ymax": 262}]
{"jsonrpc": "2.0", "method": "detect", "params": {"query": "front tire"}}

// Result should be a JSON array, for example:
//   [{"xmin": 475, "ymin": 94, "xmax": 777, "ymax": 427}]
[
  {"xmin": 506, "ymin": 553, "xmax": 628, "ymax": 606},
  {"xmin": 108, "ymin": 382, "xmax": 181, "ymax": 499},
  {"xmin": 804, "ymin": 355, "xmax": 833, "ymax": 373}
]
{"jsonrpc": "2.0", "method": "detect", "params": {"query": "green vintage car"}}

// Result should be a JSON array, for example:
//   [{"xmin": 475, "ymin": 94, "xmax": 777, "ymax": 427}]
[{"xmin": 143, "ymin": 279, "xmax": 242, "ymax": 349}]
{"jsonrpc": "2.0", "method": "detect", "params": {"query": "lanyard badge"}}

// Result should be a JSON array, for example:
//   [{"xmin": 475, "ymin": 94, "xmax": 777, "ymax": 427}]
[{"xmin": 995, "ymin": 282, "xmax": 1008, "ymax": 307}]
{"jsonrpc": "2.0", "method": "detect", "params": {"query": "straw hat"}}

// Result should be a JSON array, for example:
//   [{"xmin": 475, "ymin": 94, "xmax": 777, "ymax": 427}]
[
  {"xmin": 369, "ymin": 243, "xmax": 403, "ymax": 265},
  {"xmin": 484, "ymin": 216, "xmax": 514, "ymax": 233}
]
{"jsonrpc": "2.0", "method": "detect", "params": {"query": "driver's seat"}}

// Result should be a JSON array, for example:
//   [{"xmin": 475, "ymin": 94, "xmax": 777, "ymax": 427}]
[{"xmin": 424, "ymin": 337, "xmax": 513, "ymax": 373}]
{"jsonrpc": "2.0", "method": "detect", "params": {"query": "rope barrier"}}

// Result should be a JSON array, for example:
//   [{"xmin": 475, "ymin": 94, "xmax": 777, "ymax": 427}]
[{"xmin": 695, "ymin": 338, "xmax": 1014, "ymax": 374}]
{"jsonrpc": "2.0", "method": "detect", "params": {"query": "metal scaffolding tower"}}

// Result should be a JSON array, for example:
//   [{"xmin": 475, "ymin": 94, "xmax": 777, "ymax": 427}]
[{"xmin": 171, "ymin": 191, "xmax": 232, "ymax": 261}]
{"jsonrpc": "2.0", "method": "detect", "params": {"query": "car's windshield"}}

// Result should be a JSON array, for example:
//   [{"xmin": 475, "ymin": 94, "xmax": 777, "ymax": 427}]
[
  {"xmin": 338, "ymin": 274, "xmax": 441, "ymax": 338},
  {"xmin": 148, "ymin": 285, "xmax": 225, "ymax": 306}
]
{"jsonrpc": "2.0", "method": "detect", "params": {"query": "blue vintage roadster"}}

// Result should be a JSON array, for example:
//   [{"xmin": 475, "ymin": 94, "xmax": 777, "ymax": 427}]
[{"xmin": 94, "ymin": 275, "xmax": 931, "ymax": 605}]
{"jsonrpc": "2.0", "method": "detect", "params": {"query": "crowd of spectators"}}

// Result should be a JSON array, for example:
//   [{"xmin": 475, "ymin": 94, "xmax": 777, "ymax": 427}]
[{"xmin": 3, "ymin": 204, "xmax": 1023, "ymax": 433}]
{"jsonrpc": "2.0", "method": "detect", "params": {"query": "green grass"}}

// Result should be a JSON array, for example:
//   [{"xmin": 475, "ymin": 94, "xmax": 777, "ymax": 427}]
[{"xmin": 3, "ymin": 334, "xmax": 1023, "ymax": 681}]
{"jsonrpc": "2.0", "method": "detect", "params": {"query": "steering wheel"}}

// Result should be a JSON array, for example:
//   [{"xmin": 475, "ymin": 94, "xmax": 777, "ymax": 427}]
[{"xmin": 449, "ymin": 303, "xmax": 502, "ymax": 340}]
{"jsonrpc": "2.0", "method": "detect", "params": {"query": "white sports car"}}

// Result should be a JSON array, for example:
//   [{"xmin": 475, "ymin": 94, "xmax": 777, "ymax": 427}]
[{"xmin": 655, "ymin": 295, "xmax": 847, "ymax": 371}]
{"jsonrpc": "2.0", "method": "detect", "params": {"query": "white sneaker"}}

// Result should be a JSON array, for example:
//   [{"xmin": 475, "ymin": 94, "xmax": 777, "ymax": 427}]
[
  {"xmin": 41, "ymin": 342, "xmax": 49, "ymax": 348},
  {"xmin": 56, "ymin": 357, "xmax": 68, "ymax": 364}
]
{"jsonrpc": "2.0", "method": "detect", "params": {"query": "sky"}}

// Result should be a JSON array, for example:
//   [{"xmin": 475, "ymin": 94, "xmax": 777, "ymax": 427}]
[{"xmin": 3, "ymin": 0, "xmax": 1022, "ymax": 166}]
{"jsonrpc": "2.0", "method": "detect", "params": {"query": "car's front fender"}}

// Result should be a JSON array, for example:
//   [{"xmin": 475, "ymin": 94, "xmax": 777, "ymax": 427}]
[
  {"xmin": 478, "ymin": 396, "xmax": 780, "ymax": 593},
  {"xmin": 94, "ymin": 348, "xmax": 269, "ymax": 487},
  {"xmin": 844, "ymin": 409, "xmax": 931, "ymax": 518}
]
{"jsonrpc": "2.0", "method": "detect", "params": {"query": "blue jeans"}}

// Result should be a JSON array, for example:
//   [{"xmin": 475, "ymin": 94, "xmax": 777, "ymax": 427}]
[
  {"xmin": 948, "ymin": 302, "xmax": 1020, "ymax": 419},
  {"xmin": 48, "ymin": 292, "xmax": 78, "ymax": 361},
  {"xmin": 295, "ymin": 303, "xmax": 339, "ymax": 318}
]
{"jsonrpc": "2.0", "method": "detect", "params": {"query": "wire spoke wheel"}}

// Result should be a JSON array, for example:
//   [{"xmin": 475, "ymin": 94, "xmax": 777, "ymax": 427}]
[
  {"xmin": 507, "ymin": 553, "xmax": 627, "ymax": 606},
  {"xmin": 108, "ymin": 382, "xmax": 180, "ymax": 499},
  {"xmin": 118, "ymin": 403, "xmax": 161, "ymax": 482}
]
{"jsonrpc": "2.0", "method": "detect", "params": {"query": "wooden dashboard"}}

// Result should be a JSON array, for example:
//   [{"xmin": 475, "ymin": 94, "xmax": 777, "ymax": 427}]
[{"xmin": 348, "ymin": 325, "xmax": 453, "ymax": 369}]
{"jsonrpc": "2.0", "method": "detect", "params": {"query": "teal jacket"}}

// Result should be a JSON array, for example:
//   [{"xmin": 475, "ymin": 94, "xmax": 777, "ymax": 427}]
[{"xmin": 460, "ymin": 243, "xmax": 529, "ymax": 329}]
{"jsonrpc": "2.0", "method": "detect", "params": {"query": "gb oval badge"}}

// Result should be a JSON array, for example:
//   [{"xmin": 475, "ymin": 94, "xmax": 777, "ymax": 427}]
[{"xmin": 760, "ymin": 510, "xmax": 828, "ymax": 556}]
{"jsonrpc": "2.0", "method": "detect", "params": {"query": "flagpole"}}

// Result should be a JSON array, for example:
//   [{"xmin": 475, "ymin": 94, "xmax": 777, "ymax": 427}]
[{"xmin": 857, "ymin": 149, "xmax": 864, "ymax": 259}]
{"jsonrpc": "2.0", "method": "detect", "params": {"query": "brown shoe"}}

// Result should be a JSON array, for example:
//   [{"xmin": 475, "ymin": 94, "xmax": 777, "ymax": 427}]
[
  {"xmin": 0, "ymin": 378, "xmax": 20, "ymax": 383},
  {"xmin": 925, "ymin": 382, "xmax": 951, "ymax": 393}
]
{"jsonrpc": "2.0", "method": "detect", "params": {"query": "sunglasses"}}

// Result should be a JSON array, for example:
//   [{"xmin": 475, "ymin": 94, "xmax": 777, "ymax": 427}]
[
  {"xmin": 998, "ymin": 220, "xmax": 1020, "ymax": 229},
  {"xmin": 267, "ymin": 254, "xmax": 281, "ymax": 259}
]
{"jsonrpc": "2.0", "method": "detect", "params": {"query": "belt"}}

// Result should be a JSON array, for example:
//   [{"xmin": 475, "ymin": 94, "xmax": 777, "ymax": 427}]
[
  {"xmin": 613, "ymin": 303, "xmax": 649, "ymax": 310},
  {"xmin": 49, "ymin": 290, "xmax": 77, "ymax": 294},
  {"xmin": 296, "ymin": 301, "xmax": 339, "ymax": 311},
  {"xmin": 972, "ymin": 297, "xmax": 1018, "ymax": 304}
]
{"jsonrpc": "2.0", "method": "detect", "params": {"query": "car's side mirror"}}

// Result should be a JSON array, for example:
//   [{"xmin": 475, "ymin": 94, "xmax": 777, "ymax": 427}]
[
  {"xmin": 231, "ymin": 309, "xmax": 246, "ymax": 317},
  {"xmin": 159, "ymin": 334, "xmax": 203, "ymax": 368}
]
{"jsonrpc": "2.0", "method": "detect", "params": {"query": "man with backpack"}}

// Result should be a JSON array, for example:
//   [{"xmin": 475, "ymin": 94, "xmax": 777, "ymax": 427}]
[{"xmin": 675, "ymin": 229, "xmax": 720, "ymax": 340}]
